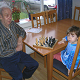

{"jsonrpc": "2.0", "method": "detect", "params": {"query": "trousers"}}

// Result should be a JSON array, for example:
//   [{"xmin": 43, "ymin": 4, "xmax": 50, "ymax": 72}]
[{"xmin": 0, "ymin": 51, "xmax": 39, "ymax": 80}]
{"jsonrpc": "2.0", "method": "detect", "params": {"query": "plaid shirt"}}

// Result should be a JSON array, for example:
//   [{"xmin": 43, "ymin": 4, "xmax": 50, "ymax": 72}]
[{"xmin": 0, "ymin": 21, "xmax": 26, "ymax": 57}]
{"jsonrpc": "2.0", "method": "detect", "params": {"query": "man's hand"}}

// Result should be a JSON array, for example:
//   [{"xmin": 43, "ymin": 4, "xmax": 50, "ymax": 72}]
[{"xmin": 16, "ymin": 36, "xmax": 23, "ymax": 51}]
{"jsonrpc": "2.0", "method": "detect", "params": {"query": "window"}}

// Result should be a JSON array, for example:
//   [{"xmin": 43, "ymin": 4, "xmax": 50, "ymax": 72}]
[{"xmin": 0, "ymin": 0, "xmax": 56, "ymax": 20}]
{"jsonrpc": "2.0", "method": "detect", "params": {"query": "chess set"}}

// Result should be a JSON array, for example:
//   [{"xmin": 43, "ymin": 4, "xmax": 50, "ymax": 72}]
[{"xmin": 33, "ymin": 36, "xmax": 58, "ymax": 49}]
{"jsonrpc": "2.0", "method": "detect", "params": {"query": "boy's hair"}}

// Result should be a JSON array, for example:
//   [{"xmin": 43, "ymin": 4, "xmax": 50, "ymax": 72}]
[{"xmin": 66, "ymin": 25, "xmax": 80, "ymax": 37}]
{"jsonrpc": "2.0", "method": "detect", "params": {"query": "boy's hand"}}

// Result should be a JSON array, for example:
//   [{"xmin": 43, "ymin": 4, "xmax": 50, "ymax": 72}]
[
  {"xmin": 58, "ymin": 38, "xmax": 66, "ymax": 44},
  {"xmin": 68, "ymin": 69, "xmax": 74, "ymax": 76}
]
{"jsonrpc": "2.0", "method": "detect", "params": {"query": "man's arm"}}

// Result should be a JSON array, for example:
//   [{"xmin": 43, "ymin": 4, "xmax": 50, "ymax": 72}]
[
  {"xmin": 16, "ymin": 36, "xmax": 23, "ymax": 51},
  {"xmin": 14, "ymin": 22, "xmax": 26, "ymax": 39},
  {"xmin": 13, "ymin": 22, "xmax": 26, "ymax": 51},
  {"xmin": 0, "ymin": 35, "xmax": 16, "ymax": 57}
]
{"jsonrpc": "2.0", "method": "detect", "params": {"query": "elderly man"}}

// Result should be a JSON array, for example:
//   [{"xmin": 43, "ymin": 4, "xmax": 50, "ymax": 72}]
[{"xmin": 0, "ymin": 3, "xmax": 39, "ymax": 80}]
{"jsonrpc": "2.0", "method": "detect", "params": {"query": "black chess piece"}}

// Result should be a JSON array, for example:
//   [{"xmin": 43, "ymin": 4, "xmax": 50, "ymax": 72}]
[
  {"xmin": 46, "ymin": 37, "xmax": 48, "ymax": 44},
  {"xmin": 49, "ymin": 37, "xmax": 51, "ymax": 43},
  {"xmin": 52, "ymin": 38, "xmax": 55, "ymax": 43},
  {"xmin": 50, "ymin": 38, "xmax": 56, "ymax": 48}
]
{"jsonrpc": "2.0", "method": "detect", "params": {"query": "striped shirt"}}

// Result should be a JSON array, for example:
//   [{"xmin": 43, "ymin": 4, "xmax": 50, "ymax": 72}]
[{"xmin": 0, "ymin": 21, "xmax": 26, "ymax": 57}]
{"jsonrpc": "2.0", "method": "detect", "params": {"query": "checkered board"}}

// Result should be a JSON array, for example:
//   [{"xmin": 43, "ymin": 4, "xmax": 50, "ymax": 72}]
[{"xmin": 33, "ymin": 36, "xmax": 58, "ymax": 49}]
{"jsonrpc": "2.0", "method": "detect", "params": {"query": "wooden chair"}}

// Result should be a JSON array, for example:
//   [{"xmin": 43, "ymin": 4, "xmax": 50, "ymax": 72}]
[
  {"xmin": 46, "ymin": 9, "xmax": 57, "ymax": 24},
  {"xmin": 31, "ymin": 11, "xmax": 47, "ymax": 68},
  {"xmin": 52, "ymin": 37, "xmax": 80, "ymax": 80},
  {"xmin": 31, "ymin": 11, "xmax": 46, "ymax": 28},
  {"xmin": 73, "ymin": 6, "xmax": 80, "ymax": 21}
]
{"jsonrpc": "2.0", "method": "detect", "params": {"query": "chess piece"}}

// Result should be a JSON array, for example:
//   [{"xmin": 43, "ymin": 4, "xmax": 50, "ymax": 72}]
[
  {"xmin": 39, "ymin": 41, "xmax": 41, "ymax": 46},
  {"xmin": 43, "ymin": 36, "xmax": 45, "ymax": 44},
  {"xmin": 46, "ymin": 37, "xmax": 48, "ymax": 44},
  {"xmin": 52, "ymin": 38, "xmax": 55, "ymax": 43},
  {"xmin": 41, "ymin": 39, "xmax": 43, "ymax": 46},
  {"xmin": 36, "ymin": 38, "xmax": 38, "ymax": 46}
]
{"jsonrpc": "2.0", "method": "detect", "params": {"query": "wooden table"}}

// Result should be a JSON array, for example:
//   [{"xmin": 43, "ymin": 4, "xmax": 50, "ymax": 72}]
[{"xmin": 23, "ymin": 19, "xmax": 80, "ymax": 80}]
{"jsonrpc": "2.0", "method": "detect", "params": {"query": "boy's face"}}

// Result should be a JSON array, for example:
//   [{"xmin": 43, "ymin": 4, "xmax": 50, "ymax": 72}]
[{"xmin": 67, "ymin": 32, "xmax": 78, "ymax": 44}]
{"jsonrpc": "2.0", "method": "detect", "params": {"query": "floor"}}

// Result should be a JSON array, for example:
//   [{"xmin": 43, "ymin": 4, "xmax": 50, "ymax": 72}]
[{"xmin": 1, "ymin": 53, "xmax": 80, "ymax": 80}]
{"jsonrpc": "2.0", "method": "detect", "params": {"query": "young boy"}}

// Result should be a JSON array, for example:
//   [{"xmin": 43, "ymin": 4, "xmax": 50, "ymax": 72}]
[{"xmin": 54, "ymin": 25, "xmax": 80, "ymax": 76}]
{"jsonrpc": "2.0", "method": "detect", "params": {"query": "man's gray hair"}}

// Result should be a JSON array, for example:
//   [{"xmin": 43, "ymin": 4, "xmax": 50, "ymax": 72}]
[{"xmin": 0, "ymin": 1, "xmax": 12, "ymax": 15}]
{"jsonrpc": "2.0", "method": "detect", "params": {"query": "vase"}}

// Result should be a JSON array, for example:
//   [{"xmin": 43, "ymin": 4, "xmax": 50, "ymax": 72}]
[{"xmin": 14, "ymin": 19, "xmax": 19, "ymax": 23}]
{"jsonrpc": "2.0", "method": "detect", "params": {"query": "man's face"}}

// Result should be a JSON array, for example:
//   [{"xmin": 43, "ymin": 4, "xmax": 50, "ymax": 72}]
[{"xmin": 0, "ymin": 8, "xmax": 12, "ymax": 27}]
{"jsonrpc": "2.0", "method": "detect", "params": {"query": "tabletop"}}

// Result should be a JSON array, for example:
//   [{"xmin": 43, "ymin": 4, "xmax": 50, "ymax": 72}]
[
  {"xmin": 23, "ymin": 18, "xmax": 80, "ymax": 56},
  {"xmin": 23, "ymin": 18, "xmax": 80, "ymax": 80}
]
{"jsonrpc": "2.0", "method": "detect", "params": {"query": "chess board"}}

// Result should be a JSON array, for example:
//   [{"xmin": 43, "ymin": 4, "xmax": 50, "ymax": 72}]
[{"xmin": 33, "ymin": 36, "xmax": 58, "ymax": 49}]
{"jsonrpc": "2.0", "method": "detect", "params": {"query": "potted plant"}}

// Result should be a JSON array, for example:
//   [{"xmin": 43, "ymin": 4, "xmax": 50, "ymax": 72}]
[{"xmin": 12, "ymin": 7, "xmax": 21, "ymax": 22}]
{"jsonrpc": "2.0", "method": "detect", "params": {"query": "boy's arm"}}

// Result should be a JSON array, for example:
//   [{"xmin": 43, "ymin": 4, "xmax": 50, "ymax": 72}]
[{"xmin": 58, "ymin": 36, "xmax": 67, "ymax": 44}]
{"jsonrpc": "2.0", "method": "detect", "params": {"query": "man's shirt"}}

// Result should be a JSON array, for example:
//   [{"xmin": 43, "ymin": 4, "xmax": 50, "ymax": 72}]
[{"xmin": 0, "ymin": 21, "xmax": 26, "ymax": 57}]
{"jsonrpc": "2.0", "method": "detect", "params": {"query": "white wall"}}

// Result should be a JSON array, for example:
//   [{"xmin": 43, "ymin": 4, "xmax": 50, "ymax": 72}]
[
  {"xmin": 55, "ymin": 0, "xmax": 57, "ymax": 5},
  {"xmin": 72, "ymin": 0, "xmax": 80, "ymax": 19}
]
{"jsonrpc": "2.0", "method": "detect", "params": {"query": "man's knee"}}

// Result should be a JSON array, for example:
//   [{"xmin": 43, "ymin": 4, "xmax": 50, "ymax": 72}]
[{"xmin": 35, "ymin": 61, "xmax": 39, "ymax": 69}]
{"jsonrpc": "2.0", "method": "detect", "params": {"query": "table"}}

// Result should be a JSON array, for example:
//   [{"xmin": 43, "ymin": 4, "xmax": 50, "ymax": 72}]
[{"xmin": 23, "ymin": 19, "xmax": 80, "ymax": 80}]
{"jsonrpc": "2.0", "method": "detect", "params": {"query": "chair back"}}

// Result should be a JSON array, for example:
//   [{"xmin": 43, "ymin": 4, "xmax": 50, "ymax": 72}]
[
  {"xmin": 73, "ymin": 6, "xmax": 80, "ymax": 21},
  {"xmin": 68, "ymin": 36, "xmax": 80, "ymax": 79},
  {"xmin": 46, "ymin": 9, "xmax": 57, "ymax": 24},
  {"xmin": 52, "ymin": 36, "xmax": 80, "ymax": 80},
  {"xmin": 31, "ymin": 11, "xmax": 46, "ymax": 28}
]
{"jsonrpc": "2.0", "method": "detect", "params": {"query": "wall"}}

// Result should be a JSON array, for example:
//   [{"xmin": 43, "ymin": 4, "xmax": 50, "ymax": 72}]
[{"xmin": 55, "ymin": 0, "xmax": 57, "ymax": 5}]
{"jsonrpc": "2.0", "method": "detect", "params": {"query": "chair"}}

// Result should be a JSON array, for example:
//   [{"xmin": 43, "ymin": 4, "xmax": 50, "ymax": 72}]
[
  {"xmin": 52, "ymin": 37, "xmax": 80, "ymax": 80},
  {"xmin": 31, "ymin": 11, "xmax": 47, "ymax": 68},
  {"xmin": 31, "ymin": 11, "xmax": 46, "ymax": 28},
  {"xmin": 46, "ymin": 9, "xmax": 57, "ymax": 24},
  {"xmin": 73, "ymin": 6, "xmax": 80, "ymax": 21}
]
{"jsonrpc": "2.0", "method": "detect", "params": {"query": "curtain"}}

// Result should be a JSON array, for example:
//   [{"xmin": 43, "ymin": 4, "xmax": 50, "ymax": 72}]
[{"xmin": 57, "ymin": 0, "xmax": 72, "ymax": 21}]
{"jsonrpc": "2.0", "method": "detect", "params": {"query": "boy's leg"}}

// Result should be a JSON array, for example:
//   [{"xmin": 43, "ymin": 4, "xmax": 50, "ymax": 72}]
[
  {"xmin": 19, "ymin": 51, "xmax": 39, "ymax": 79},
  {"xmin": 53, "ymin": 52, "xmax": 62, "ymax": 61}
]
